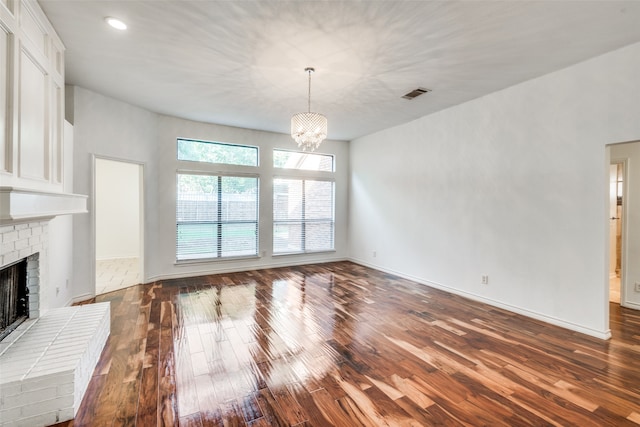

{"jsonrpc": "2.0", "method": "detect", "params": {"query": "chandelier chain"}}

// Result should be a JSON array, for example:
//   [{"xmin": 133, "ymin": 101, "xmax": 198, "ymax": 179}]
[
  {"xmin": 307, "ymin": 69, "xmax": 311, "ymax": 113},
  {"xmin": 291, "ymin": 67, "xmax": 327, "ymax": 152}
]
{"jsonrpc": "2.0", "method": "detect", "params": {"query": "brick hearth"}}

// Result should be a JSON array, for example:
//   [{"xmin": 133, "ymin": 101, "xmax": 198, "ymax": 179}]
[
  {"xmin": 0, "ymin": 303, "xmax": 110, "ymax": 426},
  {"xmin": 0, "ymin": 221, "xmax": 109, "ymax": 427}
]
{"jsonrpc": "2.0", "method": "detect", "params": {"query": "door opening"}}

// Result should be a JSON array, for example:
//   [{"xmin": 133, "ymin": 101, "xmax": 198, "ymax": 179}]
[
  {"xmin": 95, "ymin": 158, "xmax": 144, "ymax": 295},
  {"xmin": 609, "ymin": 162, "xmax": 623, "ymax": 304}
]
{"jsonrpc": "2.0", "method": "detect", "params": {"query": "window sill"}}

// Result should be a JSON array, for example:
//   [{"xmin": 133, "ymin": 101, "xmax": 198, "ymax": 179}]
[
  {"xmin": 175, "ymin": 254, "xmax": 260, "ymax": 266},
  {"xmin": 272, "ymin": 249, "xmax": 336, "ymax": 257}
]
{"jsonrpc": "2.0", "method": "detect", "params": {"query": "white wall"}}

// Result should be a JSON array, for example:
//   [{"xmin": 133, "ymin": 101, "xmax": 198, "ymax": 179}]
[
  {"xmin": 611, "ymin": 141, "xmax": 640, "ymax": 309},
  {"xmin": 72, "ymin": 86, "xmax": 158, "ymax": 300},
  {"xmin": 47, "ymin": 120, "xmax": 75, "ymax": 308},
  {"xmin": 349, "ymin": 41, "xmax": 640, "ymax": 339},
  {"xmin": 71, "ymin": 86, "xmax": 349, "ymax": 296},
  {"xmin": 95, "ymin": 158, "xmax": 140, "ymax": 260}
]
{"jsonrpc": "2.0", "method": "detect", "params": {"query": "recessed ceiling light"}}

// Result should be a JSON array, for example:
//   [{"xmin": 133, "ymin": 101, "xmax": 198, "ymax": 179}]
[{"xmin": 104, "ymin": 17, "xmax": 127, "ymax": 30}]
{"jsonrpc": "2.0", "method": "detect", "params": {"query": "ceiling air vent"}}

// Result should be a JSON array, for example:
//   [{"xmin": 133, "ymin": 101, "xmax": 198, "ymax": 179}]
[{"xmin": 402, "ymin": 87, "xmax": 431, "ymax": 100}]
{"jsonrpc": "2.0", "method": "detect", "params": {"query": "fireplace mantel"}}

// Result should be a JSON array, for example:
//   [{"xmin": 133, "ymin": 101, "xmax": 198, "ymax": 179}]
[{"xmin": 0, "ymin": 187, "xmax": 88, "ymax": 224}]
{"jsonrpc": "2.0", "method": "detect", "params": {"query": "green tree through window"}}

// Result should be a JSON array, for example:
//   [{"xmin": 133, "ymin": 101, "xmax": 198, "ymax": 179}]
[{"xmin": 178, "ymin": 138, "xmax": 258, "ymax": 166}]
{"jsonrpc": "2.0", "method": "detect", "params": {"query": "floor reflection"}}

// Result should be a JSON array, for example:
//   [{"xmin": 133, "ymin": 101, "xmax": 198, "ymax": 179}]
[{"xmin": 173, "ymin": 270, "xmax": 352, "ymax": 421}]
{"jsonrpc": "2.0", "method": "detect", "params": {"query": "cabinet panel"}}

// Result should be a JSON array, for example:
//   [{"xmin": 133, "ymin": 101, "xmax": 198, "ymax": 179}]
[
  {"xmin": 0, "ymin": 27, "xmax": 8, "ymax": 172},
  {"xmin": 51, "ymin": 37, "xmax": 63, "ymax": 77},
  {"xmin": 0, "ymin": 0, "xmax": 63, "ymax": 191},
  {"xmin": 19, "ymin": 48, "xmax": 47, "ymax": 181},
  {"xmin": 52, "ymin": 81, "xmax": 61, "ymax": 183},
  {"xmin": 0, "ymin": 0, "xmax": 14, "ymax": 16},
  {"xmin": 19, "ymin": 2, "xmax": 46, "ymax": 56}
]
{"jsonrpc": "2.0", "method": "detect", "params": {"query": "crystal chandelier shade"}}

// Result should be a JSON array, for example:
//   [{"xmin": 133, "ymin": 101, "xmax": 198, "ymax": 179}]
[
  {"xmin": 291, "ymin": 112, "xmax": 327, "ymax": 151},
  {"xmin": 291, "ymin": 68, "xmax": 327, "ymax": 152}
]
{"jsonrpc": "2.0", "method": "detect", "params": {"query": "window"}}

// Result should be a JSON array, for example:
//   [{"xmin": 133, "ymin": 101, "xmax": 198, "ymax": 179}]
[
  {"xmin": 176, "ymin": 138, "xmax": 259, "ymax": 261},
  {"xmin": 273, "ymin": 178, "xmax": 334, "ymax": 254},
  {"xmin": 178, "ymin": 138, "xmax": 258, "ymax": 166},
  {"xmin": 176, "ymin": 174, "xmax": 258, "ymax": 260},
  {"xmin": 273, "ymin": 149, "xmax": 334, "ymax": 172}
]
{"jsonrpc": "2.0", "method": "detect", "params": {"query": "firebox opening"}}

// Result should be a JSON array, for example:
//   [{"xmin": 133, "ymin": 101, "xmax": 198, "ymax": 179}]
[{"xmin": 0, "ymin": 258, "xmax": 29, "ymax": 341}]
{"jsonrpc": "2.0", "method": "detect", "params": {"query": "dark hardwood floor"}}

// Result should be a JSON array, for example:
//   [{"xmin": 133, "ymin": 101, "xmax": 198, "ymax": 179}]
[{"xmin": 52, "ymin": 261, "xmax": 640, "ymax": 426}]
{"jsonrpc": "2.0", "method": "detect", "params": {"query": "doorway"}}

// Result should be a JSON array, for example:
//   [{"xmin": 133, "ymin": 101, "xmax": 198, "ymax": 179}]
[
  {"xmin": 609, "ymin": 162, "xmax": 624, "ymax": 304},
  {"xmin": 95, "ymin": 158, "xmax": 144, "ymax": 295}
]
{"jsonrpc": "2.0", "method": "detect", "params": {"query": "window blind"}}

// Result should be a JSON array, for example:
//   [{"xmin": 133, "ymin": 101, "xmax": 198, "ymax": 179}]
[
  {"xmin": 273, "ymin": 178, "xmax": 334, "ymax": 254},
  {"xmin": 176, "ymin": 174, "xmax": 258, "ymax": 260}
]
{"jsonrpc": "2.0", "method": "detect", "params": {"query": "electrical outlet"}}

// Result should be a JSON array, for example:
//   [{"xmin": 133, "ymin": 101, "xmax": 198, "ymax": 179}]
[
  {"xmin": 481, "ymin": 275, "xmax": 489, "ymax": 285},
  {"xmin": 56, "ymin": 287, "xmax": 60, "ymax": 296},
  {"xmin": 373, "ymin": 251, "xmax": 377, "ymax": 258},
  {"xmin": 635, "ymin": 282, "xmax": 640, "ymax": 292}
]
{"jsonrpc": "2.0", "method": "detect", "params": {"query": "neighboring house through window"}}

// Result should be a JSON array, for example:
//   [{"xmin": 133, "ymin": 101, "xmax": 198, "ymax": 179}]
[{"xmin": 273, "ymin": 149, "xmax": 335, "ymax": 255}]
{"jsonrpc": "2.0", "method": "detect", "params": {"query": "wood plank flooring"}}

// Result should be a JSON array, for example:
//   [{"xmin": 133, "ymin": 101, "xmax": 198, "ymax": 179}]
[{"xmin": 52, "ymin": 261, "xmax": 640, "ymax": 426}]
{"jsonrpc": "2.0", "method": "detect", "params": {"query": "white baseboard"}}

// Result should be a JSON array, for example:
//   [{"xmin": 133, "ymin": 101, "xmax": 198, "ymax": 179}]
[
  {"xmin": 66, "ymin": 292, "xmax": 96, "ymax": 306},
  {"xmin": 621, "ymin": 300, "xmax": 640, "ymax": 310},
  {"xmin": 96, "ymin": 255, "xmax": 139, "ymax": 261}
]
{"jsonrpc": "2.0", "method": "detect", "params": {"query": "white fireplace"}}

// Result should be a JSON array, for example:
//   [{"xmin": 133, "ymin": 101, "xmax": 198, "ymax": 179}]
[
  {"xmin": 0, "ymin": 187, "xmax": 110, "ymax": 427},
  {"xmin": 0, "ymin": 187, "xmax": 89, "ymax": 318}
]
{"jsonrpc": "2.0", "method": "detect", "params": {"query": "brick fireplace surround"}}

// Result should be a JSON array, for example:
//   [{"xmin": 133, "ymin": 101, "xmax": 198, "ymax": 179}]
[
  {"xmin": 0, "ymin": 221, "xmax": 110, "ymax": 427},
  {"xmin": 0, "ymin": 221, "xmax": 48, "ymax": 318}
]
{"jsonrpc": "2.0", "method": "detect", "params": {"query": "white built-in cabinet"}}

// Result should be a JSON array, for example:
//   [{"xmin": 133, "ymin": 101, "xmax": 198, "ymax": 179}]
[{"xmin": 0, "ymin": 0, "xmax": 65, "ymax": 192}]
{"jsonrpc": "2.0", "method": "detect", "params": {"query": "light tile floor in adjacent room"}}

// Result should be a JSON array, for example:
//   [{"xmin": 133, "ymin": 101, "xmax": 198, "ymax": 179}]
[
  {"xmin": 610, "ymin": 275, "xmax": 620, "ymax": 304},
  {"xmin": 96, "ymin": 257, "xmax": 141, "ymax": 295}
]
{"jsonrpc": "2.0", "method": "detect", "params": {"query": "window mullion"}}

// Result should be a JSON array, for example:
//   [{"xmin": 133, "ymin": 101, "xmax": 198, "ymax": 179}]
[
  {"xmin": 217, "ymin": 175, "xmax": 222, "ymax": 258},
  {"xmin": 301, "ymin": 180, "xmax": 306, "ymax": 252}
]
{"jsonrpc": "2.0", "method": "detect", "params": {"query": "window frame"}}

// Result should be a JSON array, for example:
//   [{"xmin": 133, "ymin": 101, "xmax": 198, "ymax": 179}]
[
  {"xmin": 176, "ymin": 172, "xmax": 259, "ymax": 262},
  {"xmin": 273, "ymin": 148, "xmax": 335, "ymax": 172},
  {"xmin": 175, "ymin": 137, "xmax": 260, "ymax": 264},
  {"xmin": 177, "ymin": 138, "xmax": 259, "ymax": 167}
]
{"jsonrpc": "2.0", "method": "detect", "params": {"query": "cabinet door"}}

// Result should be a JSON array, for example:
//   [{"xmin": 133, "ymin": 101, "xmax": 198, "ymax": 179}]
[
  {"xmin": 19, "ymin": 48, "xmax": 48, "ymax": 182},
  {"xmin": 0, "ymin": 27, "xmax": 9, "ymax": 174}
]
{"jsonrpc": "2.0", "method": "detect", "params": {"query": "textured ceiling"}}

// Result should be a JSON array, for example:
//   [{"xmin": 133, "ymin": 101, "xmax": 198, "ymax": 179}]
[{"xmin": 39, "ymin": 1, "xmax": 640, "ymax": 141}]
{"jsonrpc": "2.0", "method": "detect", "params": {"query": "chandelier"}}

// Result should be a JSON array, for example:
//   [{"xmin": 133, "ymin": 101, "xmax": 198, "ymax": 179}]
[{"xmin": 291, "ymin": 67, "xmax": 327, "ymax": 152}]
